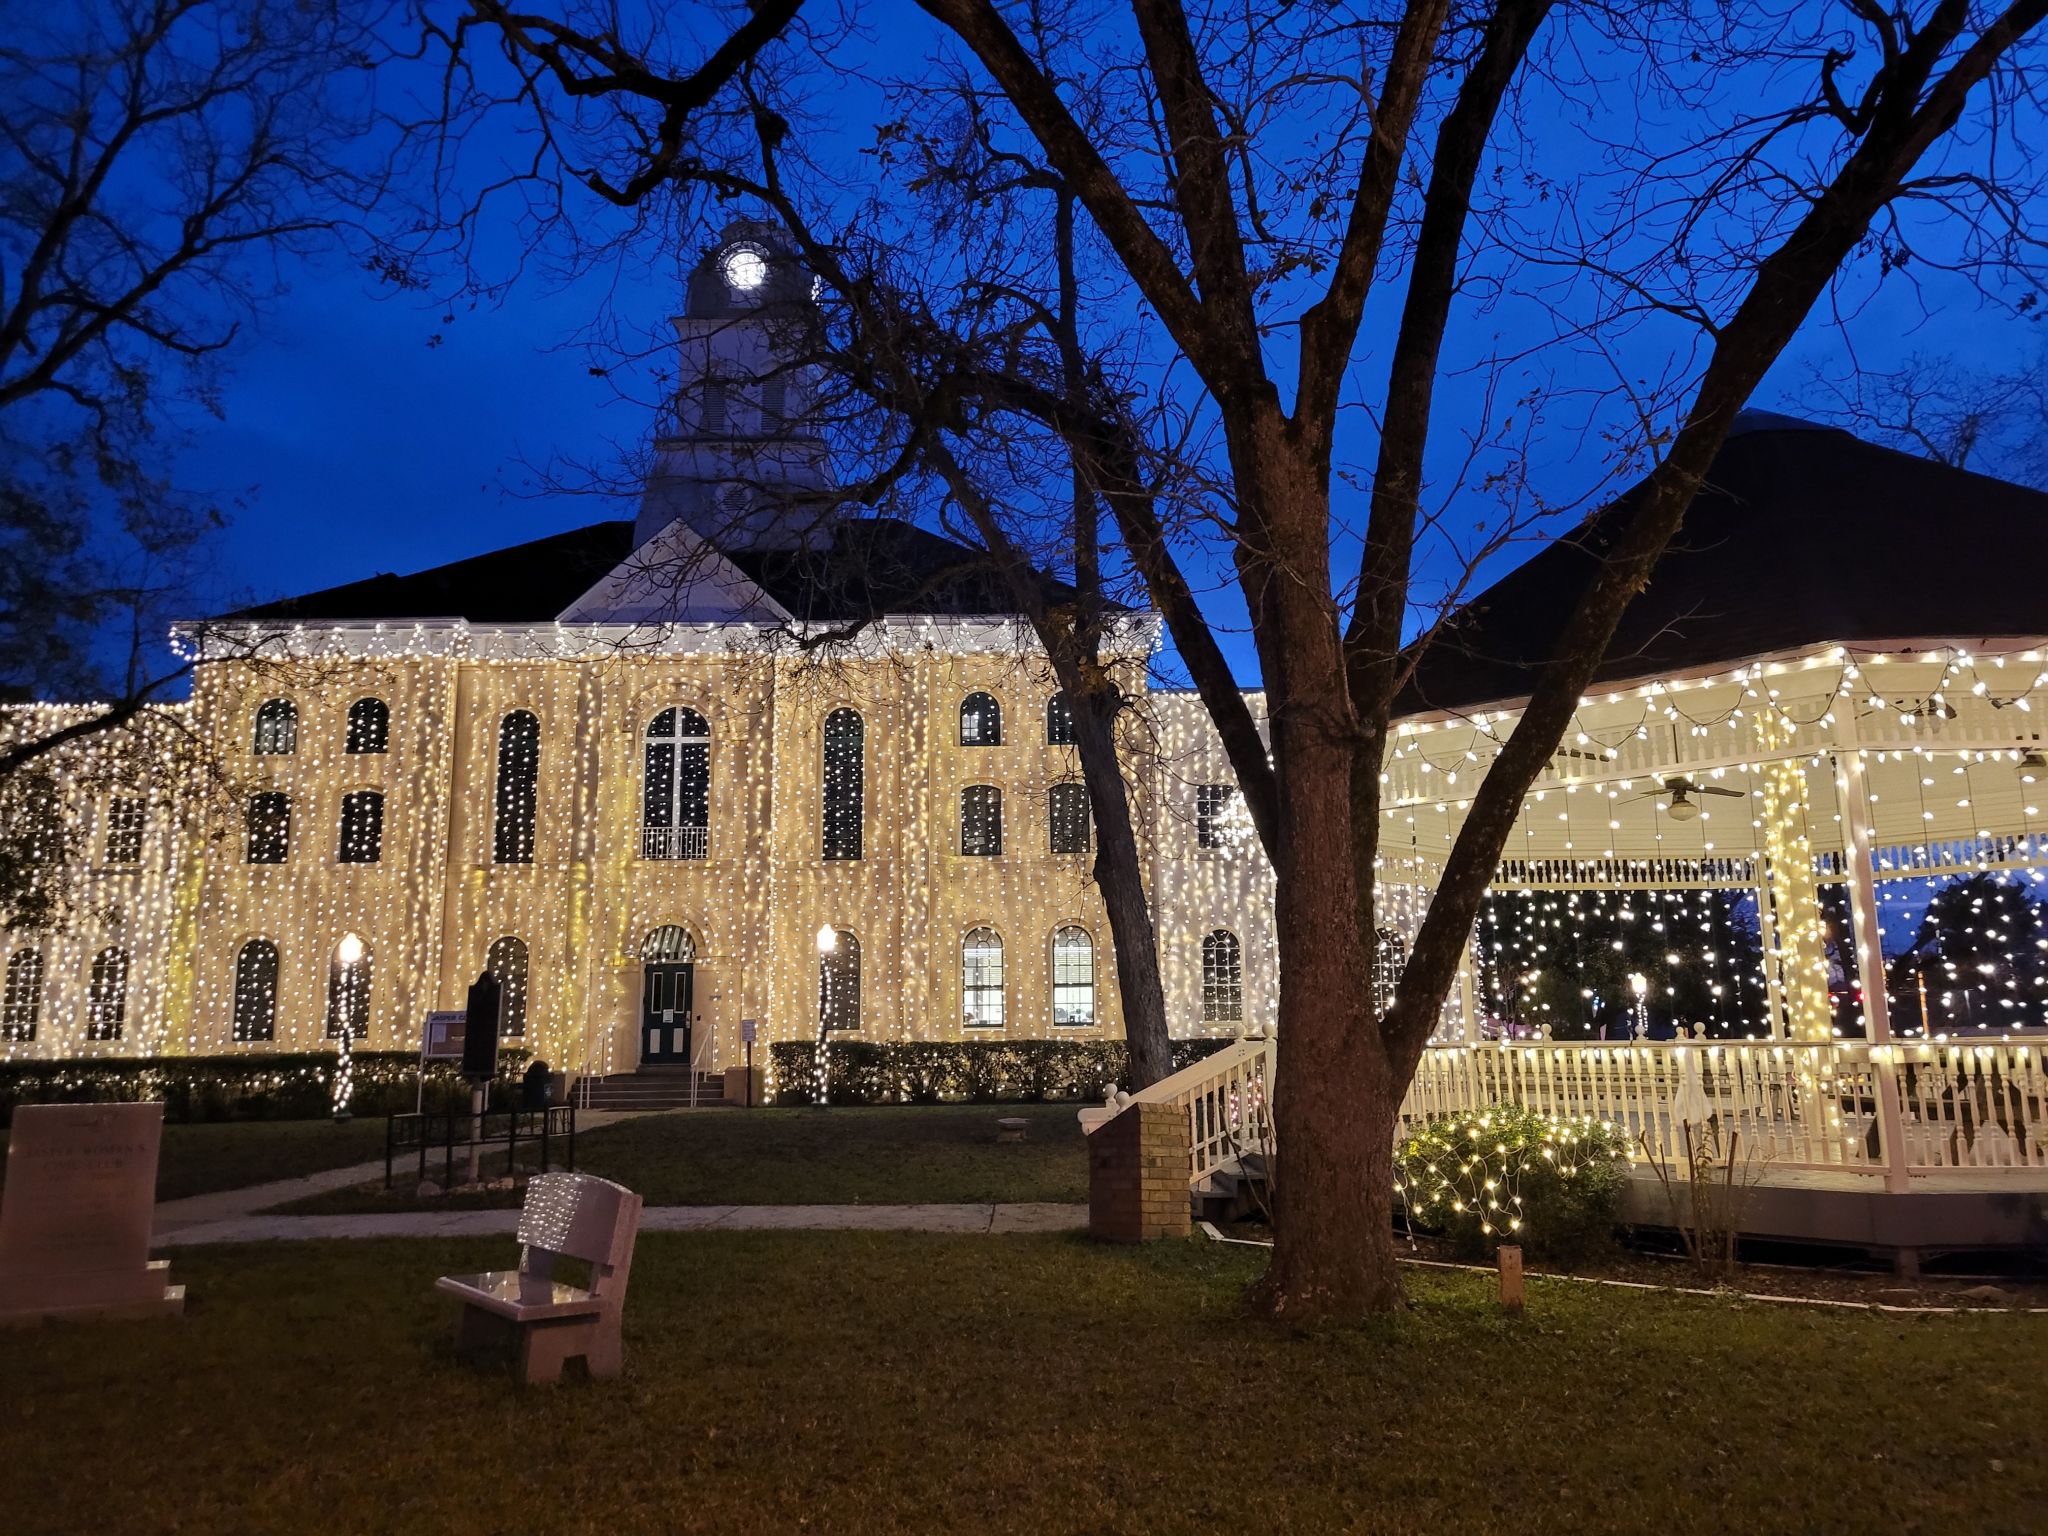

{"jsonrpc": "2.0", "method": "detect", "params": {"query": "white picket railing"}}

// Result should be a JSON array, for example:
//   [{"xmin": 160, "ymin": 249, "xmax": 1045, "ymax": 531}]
[
  {"xmin": 1128, "ymin": 1035, "xmax": 2048, "ymax": 1187},
  {"xmin": 1127, "ymin": 1034, "xmax": 1277, "ymax": 1190}
]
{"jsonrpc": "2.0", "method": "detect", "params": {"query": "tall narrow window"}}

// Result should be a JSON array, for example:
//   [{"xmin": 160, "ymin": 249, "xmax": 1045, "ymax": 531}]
[
  {"xmin": 326, "ymin": 939, "xmax": 372, "ymax": 1039},
  {"xmin": 233, "ymin": 939, "xmax": 279, "ymax": 1042},
  {"xmin": 2, "ymin": 949, "xmax": 42, "ymax": 1040},
  {"xmin": 821, "ymin": 708, "xmax": 865, "ymax": 860},
  {"xmin": 494, "ymin": 710, "xmax": 540, "ymax": 864},
  {"xmin": 1196, "ymin": 784, "xmax": 1238, "ymax": 848},
  {"xmin": 1052, "ymin": 927, "xmax": 1095, "ymax": 1025},
  {"xmin": 246, "ymin": 791, "xmax": 291, "ymax": 864},
  {"xmin": 761, "ymin": 372, "xmax": 787, "ymax": 431},
  {"xmin": 963, "ymin": 927, "xmax": 1005, "ymax": 1028},
  {"xmin": 104, "ymin": 795, "xmax": 146, "ymax": 864},
  {"xmin": 338, "ymin": 790, "xmax": 384, "ymax": 863},
  {"xmin": 86, "ymin": 947, "xmax": 130, "ymax": 1041},
  {"xmin": 960, "ymin": 691, "xmax": 1002, "ymax": 746},
  {"xmin": 1049, "ymin": 783, "xmax": 1090, "ymax": 855},
  {"xmin": 822, "ymin": 930, "xmax": 861, "ymax": 1032},
  {"xmin": 699, "ymin": 378, "xmax": 728, "ymax": 434},
  {"xmin": 1202, "ymin": 929, "xmax": 1244, "ymax": 1024},
  {"xmin": 252, "ymin": 698, "xmax": 298, "ymax": 755},
  {"xmin": 641, "ymin": 708, "xmax": 710, "ymax": 860},
  {"xmin": 1046, "ymin": 693, "xmax": 1076, "ymax": 745},
  {"xmin": 346, "ymin": 697, "xmax": 390, "ymax": 754},
  {"xmin": 961, "ymin": 785, "xmax": 1003, "ymax": 856},
  {"xmin": 486, "ymin": 935, "xmax": 530, "ymax": 1037}
]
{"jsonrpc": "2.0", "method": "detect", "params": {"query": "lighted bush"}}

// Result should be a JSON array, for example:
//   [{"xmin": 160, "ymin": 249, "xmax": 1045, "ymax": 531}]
[{"xmin": 1395, "ymin": 1104, "xmax": 1628, "ymax": 1265}]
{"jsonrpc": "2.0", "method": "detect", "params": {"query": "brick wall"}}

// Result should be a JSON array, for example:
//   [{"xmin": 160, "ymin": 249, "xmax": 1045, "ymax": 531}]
[{"xmin": 1088, "ymin": 1100, "xmax": 1191, "ymax": 1242}]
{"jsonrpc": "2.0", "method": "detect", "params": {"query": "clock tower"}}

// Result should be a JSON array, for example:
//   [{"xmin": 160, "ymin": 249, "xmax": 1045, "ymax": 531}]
[{"xmin": 633, "ymin": 218, "xmax": 835, "ymax": 551}]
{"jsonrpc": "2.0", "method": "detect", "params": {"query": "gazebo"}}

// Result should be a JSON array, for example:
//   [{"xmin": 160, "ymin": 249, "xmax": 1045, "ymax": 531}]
[{"xmin": 1156, "ymin": 416, "xmax": 2048, "ymax": 1254}]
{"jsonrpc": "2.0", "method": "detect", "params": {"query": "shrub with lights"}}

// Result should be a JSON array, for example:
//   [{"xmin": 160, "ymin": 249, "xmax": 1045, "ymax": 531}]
[{"xmin": 1395, "ymin": 1104, "xmax": 1628, "ymax": 1265}]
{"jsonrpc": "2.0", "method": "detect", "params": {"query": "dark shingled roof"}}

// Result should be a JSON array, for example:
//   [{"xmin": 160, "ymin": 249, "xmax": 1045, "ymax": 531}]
[
  {"xmin": 233, "ymin": 521, "xmax": 637, "ymax": 623},
  {"xmin": 232, "ymin": 515, "xmax": 1085, "ymax": 624},
  {"xmin": 1398, "ymin": 416, "xmax": 2048, "ymax": 715}
]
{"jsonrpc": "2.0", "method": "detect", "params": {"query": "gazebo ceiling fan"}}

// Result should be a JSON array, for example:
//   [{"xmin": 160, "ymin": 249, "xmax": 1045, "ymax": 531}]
[{"xmin": 1623, "ymin": 775, "xmax": 1746, "ymax": 822}]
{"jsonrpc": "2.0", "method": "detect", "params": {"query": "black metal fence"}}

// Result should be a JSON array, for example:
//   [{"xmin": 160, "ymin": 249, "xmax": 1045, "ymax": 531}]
[{"xmin": 384, "ymin": 1104, "xmax": 577, "ymax": 1189}]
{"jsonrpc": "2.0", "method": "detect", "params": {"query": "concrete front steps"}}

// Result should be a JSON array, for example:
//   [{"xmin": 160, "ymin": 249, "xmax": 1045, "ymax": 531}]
[{"xmin": 577, "ymin": 1066, "xmax": 733, "ymax": 1112}]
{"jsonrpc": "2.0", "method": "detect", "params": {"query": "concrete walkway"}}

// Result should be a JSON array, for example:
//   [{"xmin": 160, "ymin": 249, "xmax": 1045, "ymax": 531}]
[
  {"xmin": 156, "ymin": 1201, "xmax": 1089, "ymax": 1246},
  {"xmin": 151, "ymin": 1109, "xmax": 635, "ymax": 1237}
]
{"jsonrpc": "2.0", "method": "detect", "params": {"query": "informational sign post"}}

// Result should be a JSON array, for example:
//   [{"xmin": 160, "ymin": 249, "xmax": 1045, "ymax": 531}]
[
  {"xmin": 740, "ymin": 1019, "xmax": 758, "ymax": 1108},
  {"xmin": 417, "ymin": 1010, "xmax": 466, "ymax": 1113}
]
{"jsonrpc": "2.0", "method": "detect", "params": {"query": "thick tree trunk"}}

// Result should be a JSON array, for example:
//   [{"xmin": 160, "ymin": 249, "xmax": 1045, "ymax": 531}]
[
  {"xmin": 1235, "ymin": 432, "xmax": 1404, "ymax": 1315},
  {"xmin": 1248, "ymin": 725, "xmax": 1403, "ymax": 1314}
]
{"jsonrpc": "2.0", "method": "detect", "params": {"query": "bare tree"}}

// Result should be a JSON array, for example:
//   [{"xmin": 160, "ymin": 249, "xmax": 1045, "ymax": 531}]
[
  {"xmin": 1800, "ymin": 348, "xmax": 2048, "ymax": 486},
  {"xmin": 0, "ymin": 0, "xmax": 385, "ymax": 776},
  {"xmin": 423, "ymin": 0, "xmax": 2048, "ymax": 1317}
]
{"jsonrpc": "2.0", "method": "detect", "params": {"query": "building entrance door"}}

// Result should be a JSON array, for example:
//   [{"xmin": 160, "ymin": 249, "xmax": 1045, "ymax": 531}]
[{"xmin": 641, "ymin": 962, "xmax": 695, "ymax": 1064}]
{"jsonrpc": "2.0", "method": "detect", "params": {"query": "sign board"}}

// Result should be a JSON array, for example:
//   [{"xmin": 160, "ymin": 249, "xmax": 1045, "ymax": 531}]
[
  {"xmin": 0, "ymin": 1102, "xmax": 183, "ymax": 1322},
  {"xmin": 740, "ymin": 1018, "xmax": 758, "ymax": 1046},
  {"xmin": 422, "ymin": 1010, "xmax": 467, "ymax": 1062}
]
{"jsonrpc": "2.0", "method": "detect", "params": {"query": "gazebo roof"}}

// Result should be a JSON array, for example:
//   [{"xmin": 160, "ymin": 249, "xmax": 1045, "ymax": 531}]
[{"xmin": 1398, "ymin": 415, "xmax": 2048, "ymax": 716}]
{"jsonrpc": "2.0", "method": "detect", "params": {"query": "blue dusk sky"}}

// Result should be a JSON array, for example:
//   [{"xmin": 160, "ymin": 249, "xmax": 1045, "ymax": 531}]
[{"xmin": 152, "ymin": 6, "xmax": 2044, "ymax": 690}]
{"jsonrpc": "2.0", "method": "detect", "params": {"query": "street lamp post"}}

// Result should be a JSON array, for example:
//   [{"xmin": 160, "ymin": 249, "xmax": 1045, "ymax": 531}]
[
  {"xmin": 333, "ymin": 932, "xmax": 365, "ymax": 1121},
  {"xmin": 813, "ymin": 923, "xmax": 837, "ymax": 1108}
]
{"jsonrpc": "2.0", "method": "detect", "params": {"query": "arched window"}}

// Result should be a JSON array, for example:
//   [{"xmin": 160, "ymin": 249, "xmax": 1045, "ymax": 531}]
[
  {"xmin": 486, "ymin": 935, "xmax": 530, "ymax": 1038},
  {"xmin": 960, "ymin": 691, "xmax": 1001, "ymax": 746},
  {"xmin": 1052, "ymin": 927, "xmax": 1095, "ymax": 1025},
  {"xmin": 345, "ymin": 697, "xmax": 390, "ymax": 754},
  {"xmin": 1049, "ymin": 783, "xmax": 1090, "ymax": 855},
  {"xmin": 2, "ymin": 948, "xmax": 43, "ymax": 1040},
  {"xmin": 326, "ymin": 939, "xmax": 372, "ymax": 1039},
  {"xmin": 493, "ymin": 710, "xmax": 540, "ymax": 864},
  {"xmin": 252, "ymin": 698, "xmax": 298, "ymax": 755},
  {"xmin": 233, "ymin": 939, "xmax": 279, "ymax": 1042},
  {"xmin": 822, "ymin": 930, "xmax": 860, "ymax": 1032},
  {"xmin": 642, "ymin": 707, "xmax": 710, "ymax": 860},
  {"xmin": 337, "ymin": 790, "xmax": 384, "ymax": 863},
  {"xmin": 87, "ymin": 947, "xmax": 130, "ymax": 1041},
  {"xmin": 822, "ymin": 708, "xmax": 865, "ymax": 861},
  {"xmin": 1046, "ymin": 693, "xmax": 1076, "ymax": 746},
  {"xmin": 961, "ymin": 785, "xmax": 1003, "ymax": 856},
  {"xmin": 1202, "ymin": 930, "xmax": 1244, "ymax": 1024},
  {"xmin": 246, "ymin": 791, "xmax": 291, "ymax": 864},
  {"xmin": 963, "ymin": 927, "xmax": 1005, "ymax": 1028},
  {"xmin": 642, "ymin": 925, "xmax": 696, "ymax": 963}
]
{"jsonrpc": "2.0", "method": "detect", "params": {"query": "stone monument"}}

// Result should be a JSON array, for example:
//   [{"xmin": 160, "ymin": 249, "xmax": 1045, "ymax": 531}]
[{"xmin": 0, "ymin": 1102, "xmax": 183, "ymax": 1324}]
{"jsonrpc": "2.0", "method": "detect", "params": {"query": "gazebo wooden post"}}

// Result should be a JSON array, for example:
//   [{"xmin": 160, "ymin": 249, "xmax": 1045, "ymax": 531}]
[{"xmin": 1835, "ymin": 711, "xmax": 1912, "ymax": 1194}]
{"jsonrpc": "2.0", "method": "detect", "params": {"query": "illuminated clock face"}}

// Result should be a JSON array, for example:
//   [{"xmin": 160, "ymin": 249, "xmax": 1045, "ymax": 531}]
[{"xmin": 720, "ymin": 241, "xmax": 769, "ymax": 292}]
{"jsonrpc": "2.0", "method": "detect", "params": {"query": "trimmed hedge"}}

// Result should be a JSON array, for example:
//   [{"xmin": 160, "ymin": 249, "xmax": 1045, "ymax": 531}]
[
  {"xmin": 0, "ymin": 1050, "xmax": 530, "ymax": 1125},
  {"xmin": 768, "ymin": 1037, "xmax": 1239, "ymax": 1106}
]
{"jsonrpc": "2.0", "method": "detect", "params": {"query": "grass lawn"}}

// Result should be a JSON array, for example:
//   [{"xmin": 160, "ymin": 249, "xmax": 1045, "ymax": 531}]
[
  {"xmin": 283, "ymin": 1103, "xmax": 1088, "ymax": 1214},
  {"xmin": 3, "ymin": 1232, "xmax": 2043, "ymax": 1535},
  {"xmin": 0, "ymin": 1116, "xmax": 389, "ymax": 1204}
]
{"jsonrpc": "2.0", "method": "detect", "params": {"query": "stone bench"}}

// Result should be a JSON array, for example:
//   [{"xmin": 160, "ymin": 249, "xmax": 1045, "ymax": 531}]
[
  {"xmin": 436, "ymin": 1171, "xmax": 642, "ymax": 1384},
  {"xmin": 996, "ymin": 1117, "xmax": 1029, "ymax": 1143}
]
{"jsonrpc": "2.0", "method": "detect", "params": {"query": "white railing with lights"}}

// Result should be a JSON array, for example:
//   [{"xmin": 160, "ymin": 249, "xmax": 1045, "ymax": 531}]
[
  {"xmin": 1124, "ymin": 1034, "xmax": 1276, "ymax": 1190},
  {"xmin": 1129, "ymin": 1035, "xmax": 2048, "ymax": 1188}
]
